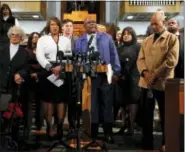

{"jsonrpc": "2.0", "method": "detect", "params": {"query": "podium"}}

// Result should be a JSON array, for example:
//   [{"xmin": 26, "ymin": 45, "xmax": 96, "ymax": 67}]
[{"xmin": 165, "ymin": 79, "xmax": 184, "ymax": 152}]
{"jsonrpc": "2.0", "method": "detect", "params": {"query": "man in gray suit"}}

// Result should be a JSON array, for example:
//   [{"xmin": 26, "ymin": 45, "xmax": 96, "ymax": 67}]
[{"xmin": 62, "ymin": 19, "xmax": 78, "ymax": 50}]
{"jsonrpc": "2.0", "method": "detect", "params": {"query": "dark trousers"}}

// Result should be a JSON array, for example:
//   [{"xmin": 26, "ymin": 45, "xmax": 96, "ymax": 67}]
[
  {"xmin": 35, "ymin": 100, "xmax": 44, "ymax": 129},
  {"xmin": 22, "ymin": 90, "xmax": 33, "ymax": 133},
  {"xmin": 141, "ymin": 88, "xmax": 165, "ymax": 149},
  {"xmin": 91, "ymin": 75, "xmax": 114, "ymax": 138},
  {"xmin": 68, "ymin": 99, "xmax": 77, "ymax": 129}
]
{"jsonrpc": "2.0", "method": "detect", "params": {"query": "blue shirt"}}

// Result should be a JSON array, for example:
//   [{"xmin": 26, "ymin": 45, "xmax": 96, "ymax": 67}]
[{"xmin": 75, "ymin": 32, "xmax": 121, "ymax": 74}]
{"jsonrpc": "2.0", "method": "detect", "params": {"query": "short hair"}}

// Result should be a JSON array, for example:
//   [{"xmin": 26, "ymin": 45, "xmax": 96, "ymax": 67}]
[
  {"xmin": 7, "ymin": 26, "xmax": 26, "ymax": 40},
  {"xmin": 0, "ymin": 4, "xmax": 12, "ymax": 17},
  {"xmin": 120, "ymin": 26, "xmax": 137, "ymax": 44},
  {"xmin": 168, "ymin": 18, "xmax": 180, "ymax": 26},
  {"xmin": 45, "ymin": 17, "xmax": 61, "ymax": 34},
  {"xmin": 62, "ymin": 19, "xmax": 74, "ymax": 25}
]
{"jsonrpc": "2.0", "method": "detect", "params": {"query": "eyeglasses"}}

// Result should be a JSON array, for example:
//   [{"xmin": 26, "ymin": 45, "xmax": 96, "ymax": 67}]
[
  {"xmin": 2, "ymin": 7, "xmax": 9, "ymax": 10},
  {"xmin": 11, "ymin": 33, "xmax": 20, "ymax": 37}
]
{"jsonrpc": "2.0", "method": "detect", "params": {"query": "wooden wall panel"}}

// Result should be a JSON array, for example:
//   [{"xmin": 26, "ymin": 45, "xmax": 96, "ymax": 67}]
[
  {"xmin": 120, "ymin": 1, "xmax": 181, "ymax": 16},
  {"xmin": 1, "ymin": 2, "xmax": 41, "ymax": 12}
]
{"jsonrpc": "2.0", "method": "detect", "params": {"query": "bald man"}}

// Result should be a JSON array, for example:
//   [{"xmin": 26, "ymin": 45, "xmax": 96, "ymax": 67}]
[{"xmin": 137, "ymin": 12, "xmax": 179, "ymax": 151}]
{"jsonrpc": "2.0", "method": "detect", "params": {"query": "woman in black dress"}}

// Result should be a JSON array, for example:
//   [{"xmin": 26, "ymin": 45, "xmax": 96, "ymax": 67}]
[
  {"xmin": 36, "ymin": 17, "xmax": 71, "ymax": 139},
  {"xmin": 117, "ymin": 26, "xmax": 141, "ymax": 135},
  {"xmin": 0, "ymin": 4, "xmax": 19, "ymax": 49}
]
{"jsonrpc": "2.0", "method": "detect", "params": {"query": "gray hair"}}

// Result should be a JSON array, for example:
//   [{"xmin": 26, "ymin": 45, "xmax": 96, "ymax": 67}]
[{"xmin": 7, "ymin": 26, "xmax": 26, "ymax": 40}]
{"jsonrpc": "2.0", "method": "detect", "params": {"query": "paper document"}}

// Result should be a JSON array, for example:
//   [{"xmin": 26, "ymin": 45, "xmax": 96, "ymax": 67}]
[
  {"xmin": 47, "ymin": 74, "xmax": 64, "ymax": 87},
  {"xmin": 106, "ymin": 64, "xmax": 113, "ymax": 84}
]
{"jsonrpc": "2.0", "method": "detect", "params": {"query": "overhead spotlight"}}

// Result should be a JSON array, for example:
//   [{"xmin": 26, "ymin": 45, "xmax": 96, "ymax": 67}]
[
  {"xmin": 127, "ymin": 15, "xmax": 134, "ymax": 20},
  {"xmin": 32, "ymin": 15, "xmax": 39, "ymax": 19}
]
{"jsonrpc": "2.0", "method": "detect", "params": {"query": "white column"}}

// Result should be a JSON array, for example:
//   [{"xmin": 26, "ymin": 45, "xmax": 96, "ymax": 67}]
[
  {"xmin": 106, "ymin": 1, "xmax": 111, "ymax": 23},
  {"xmin": 55, "ymin": 1, "xmax": 61, "ymax": 19},
  {"xmin": 47, "ymin": 1, "xmax": 61, "ymax": 19}
]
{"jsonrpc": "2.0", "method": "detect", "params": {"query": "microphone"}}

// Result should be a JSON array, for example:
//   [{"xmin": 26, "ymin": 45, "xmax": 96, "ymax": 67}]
[
  {"xmin": 90, "ymin": 51, "xmax": 99, "ymax": 61},
  {"xmin": 57, "ymin": 51, "xmax": 64, "ymax": 61},
  {"xmin": 88, "ymin": 35, "xmax": 94, "ymax": 47}
]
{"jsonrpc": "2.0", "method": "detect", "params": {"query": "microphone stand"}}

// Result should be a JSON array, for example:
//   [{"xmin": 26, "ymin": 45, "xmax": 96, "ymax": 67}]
[{"xmin": 47, "ymin": 52, "xmax": 108, "ymax": 152}]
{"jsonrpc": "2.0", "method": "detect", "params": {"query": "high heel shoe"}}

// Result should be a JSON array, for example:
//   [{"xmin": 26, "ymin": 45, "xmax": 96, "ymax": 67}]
[{"xmin": 46, "ymin": 127, "xmax": 55, "ymax": 140}]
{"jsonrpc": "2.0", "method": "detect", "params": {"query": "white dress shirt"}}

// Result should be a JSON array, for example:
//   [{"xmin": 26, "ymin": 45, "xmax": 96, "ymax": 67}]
[
  {"xmin": 36, "ymin": 35, "xmax": 71, "ymax": 69},
  {"xmin": 87, "ymin": 33, "xmax": 98, "ymax": 52},
  {"xmin": 10, "ymin": 43, "xmax": 19, "ymax": 60}
]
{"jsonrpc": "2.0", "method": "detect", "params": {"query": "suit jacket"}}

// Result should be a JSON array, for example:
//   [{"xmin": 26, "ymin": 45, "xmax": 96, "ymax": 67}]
[
  {"xmin": 0, "ymin": 43, "xmax": 29, "ymax": 93},
  {"xmin": 71, "ymin": 35, "xmax": 78, "ymax": 51},
  {"xmin": 137, "ymin": 30, "xmax": 179, "ymax": 90},
  {"xmin": 175, "ymin": 34, "xmax": 184, "ymax": 78},
  {"xmin": 75, "ymin": 32, "xmax": 121, "ymax": 74}
]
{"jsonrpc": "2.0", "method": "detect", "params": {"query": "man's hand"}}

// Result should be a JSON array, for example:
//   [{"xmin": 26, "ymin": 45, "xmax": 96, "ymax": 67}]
[
  {"xmin": 14, "ymin": 74, "xmax": 23, "ymax": 84},
  {"xmin": 143, "ymin": 71, "xmax": 155, "ymax": 86},
  {"xmin": 51, "ymin": 66, "xmax": 61, "ymax": 75}
]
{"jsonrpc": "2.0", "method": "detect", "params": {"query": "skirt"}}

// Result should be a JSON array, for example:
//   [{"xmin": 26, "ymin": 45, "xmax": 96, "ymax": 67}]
[{"xmin": 38, "ymin": 73, "xmax": 71, "ymax": 104}]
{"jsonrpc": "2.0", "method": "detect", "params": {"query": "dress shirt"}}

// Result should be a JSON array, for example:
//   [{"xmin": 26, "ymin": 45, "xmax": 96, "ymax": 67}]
[
  {"xmin": 10, "ymin": 43, "xmax": 19, "ymax": 60},
  {"xmin": 36, "ymin": 35, "xmax": 71, "ymax": 69}
]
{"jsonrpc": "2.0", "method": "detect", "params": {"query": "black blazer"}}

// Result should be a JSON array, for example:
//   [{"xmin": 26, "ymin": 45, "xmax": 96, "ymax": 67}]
[
  {"xmin": 0, "ymin": 43, "xmax": 29, "ymax": 93},
  {"xmin": 175, "ymin": 34, "xmax": 184, "ymax": 78}
]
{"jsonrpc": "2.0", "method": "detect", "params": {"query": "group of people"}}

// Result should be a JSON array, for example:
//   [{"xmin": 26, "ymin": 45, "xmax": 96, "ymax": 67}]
[{"xmin": 0, "ymin": 4, "xmax": 184, "ymax": 152}]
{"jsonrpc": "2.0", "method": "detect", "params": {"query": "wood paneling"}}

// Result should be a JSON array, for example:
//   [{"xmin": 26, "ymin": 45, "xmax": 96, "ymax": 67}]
[
  {"xmin": 61, "ymin": 1, "xmax": 67, "ymax": 21},
  {"xmin": 99, "ymin": 1, "xmax": 106, "ymax": 24},
  {"xmin": 40, "ymin": 1, "xmax": 46, "ymax": 20},
  {"xmin": 120, "ymin": 1, "xmax": 181, "ymax": 18},
  {"xmin": 63, "ymin": 11, "xmax": 96, "ymax": 36},
  {"xmin": 165, "ymin": 79, "xmax": 184, "ymax": 152},
  {"xmin": 63, "ymin": 11, "xmax": 96, "ymax": 22},
  {"xmin": 1, "ymin": 2, "xmax": 41, "ymax": 12}
]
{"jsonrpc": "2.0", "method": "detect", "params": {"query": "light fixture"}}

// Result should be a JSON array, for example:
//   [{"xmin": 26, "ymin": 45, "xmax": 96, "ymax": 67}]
[
  {"xmin": 32, "ymin": 15, "xmax": 39, "ymax": 19},
  {"xmin": 127, "ymin": 15, "xmax": 134, "ymax": 20}
]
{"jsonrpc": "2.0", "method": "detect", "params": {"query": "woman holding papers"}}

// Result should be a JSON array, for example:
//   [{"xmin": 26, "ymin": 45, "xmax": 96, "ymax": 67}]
[{"xmin": 36, "ymin": 17, "xmax": 71, "ymax": 140}]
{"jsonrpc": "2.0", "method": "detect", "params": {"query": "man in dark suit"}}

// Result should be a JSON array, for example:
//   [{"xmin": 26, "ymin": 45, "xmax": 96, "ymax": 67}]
[
  {"xmin": 62, "ymin": 19, "xmax": 78, "ymax": 131},
  {"xmin": 167, "ymin": 18, "xmax": 184, "ymax": 79},
  {"xmin": 75, "ymin": 17, "xmax": 121, "ymax": 143},
  {"xmin": 0, "ymin": 26, "xmax": 29, "ymax": 142}
]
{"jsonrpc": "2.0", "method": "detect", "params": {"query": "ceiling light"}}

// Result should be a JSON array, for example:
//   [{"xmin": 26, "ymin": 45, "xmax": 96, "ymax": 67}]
[
  {"xmin": 127, "ymin": 15, "xmax": 134, "ymax": 20},
  {"xmin": 32, "ymin": 15, "xmax": 39, "ymax": 19}
]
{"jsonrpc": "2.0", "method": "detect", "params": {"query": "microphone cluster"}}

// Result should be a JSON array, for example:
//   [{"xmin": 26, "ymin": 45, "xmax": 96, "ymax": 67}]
[{"xmin": 56, "ymin": 49, "xmax": 105, "ymax": 79}]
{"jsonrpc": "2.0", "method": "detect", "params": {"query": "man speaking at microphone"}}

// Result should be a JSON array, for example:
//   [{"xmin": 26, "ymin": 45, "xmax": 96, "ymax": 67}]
[{"xmin": 75, "ymin": 17, "xmax": 121, "ymax": 143}]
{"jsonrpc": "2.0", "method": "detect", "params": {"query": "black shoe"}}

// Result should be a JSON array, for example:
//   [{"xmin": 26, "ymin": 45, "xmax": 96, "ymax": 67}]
[{"xmin": 104, "ymin": 135, "xmax": 115, "ymax": 144}]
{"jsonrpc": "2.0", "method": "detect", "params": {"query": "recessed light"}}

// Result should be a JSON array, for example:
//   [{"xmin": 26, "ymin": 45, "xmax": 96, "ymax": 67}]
[
  {"xmin": 32, "ymin": 15, "xmax": 39, "ymax": 19},
  {"xmin": 127, "ymin": 15, "xmax": 134, "ymax": 20}
]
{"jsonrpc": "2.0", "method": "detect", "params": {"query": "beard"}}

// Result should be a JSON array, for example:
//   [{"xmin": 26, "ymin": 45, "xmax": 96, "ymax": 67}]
[{"xmin": 168, "ymin": 27, "xmax": 177, "ymax": 34}]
